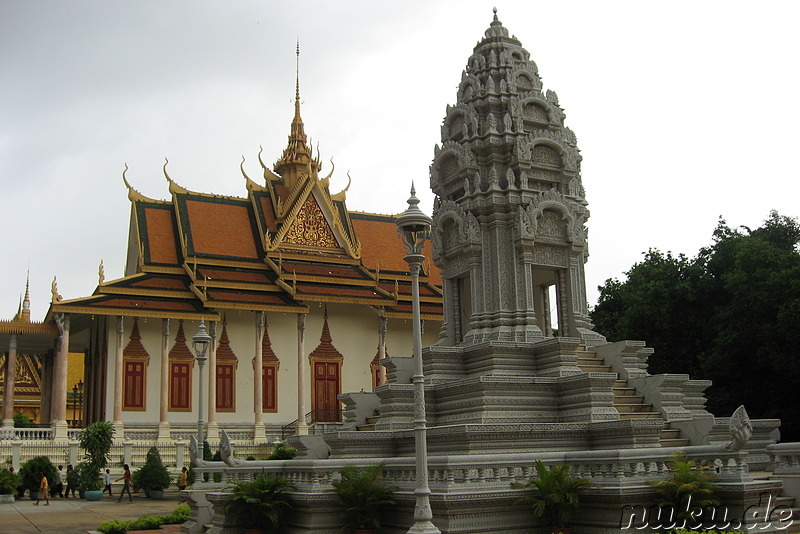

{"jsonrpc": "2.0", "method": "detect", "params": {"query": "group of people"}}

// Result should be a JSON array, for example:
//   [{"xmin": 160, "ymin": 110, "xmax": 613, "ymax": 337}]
[{"xmin": 31, "ymin": 465, "xmax": 189, "ymax": 505}]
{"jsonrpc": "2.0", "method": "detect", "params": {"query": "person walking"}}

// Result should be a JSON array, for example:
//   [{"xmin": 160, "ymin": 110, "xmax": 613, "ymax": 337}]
[
  {"xmin": 103, "ymin": 469, "xmax": 113, "ymax": 496},
  {"xmin": 34, "ymin": 475, "xmax": 49, "ymax": 506},
  {"xmin": 177, "ymin": 466, "xmax": 188, "ymax": 491},
  {"xmin": 115, "ymin": 464, "xmax": 132, "ymax": 503},
  {"xmin": 64, "ymin": 465, "xmax": 76, "ymax": 498},
  {"xmin": 53, "ymin": 465, "xmax": 64, "ymax": 498}
]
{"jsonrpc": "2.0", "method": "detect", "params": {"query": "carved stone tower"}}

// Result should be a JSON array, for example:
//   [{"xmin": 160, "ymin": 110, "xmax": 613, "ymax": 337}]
[{"xmin": 430, "ymin": 10, "xmax": 601, "ymax": 345}]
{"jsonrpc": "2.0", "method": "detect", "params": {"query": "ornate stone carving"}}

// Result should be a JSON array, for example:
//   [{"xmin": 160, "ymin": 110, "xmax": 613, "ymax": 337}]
[{"xmin": 726, "ymin": 405, "xmax": 753, "ymax": 451}]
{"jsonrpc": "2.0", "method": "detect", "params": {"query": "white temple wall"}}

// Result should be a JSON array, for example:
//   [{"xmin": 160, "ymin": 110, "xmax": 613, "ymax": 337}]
[{"xmin": 101, "ymin": 307, "xmax": 441, "ymax": 427}]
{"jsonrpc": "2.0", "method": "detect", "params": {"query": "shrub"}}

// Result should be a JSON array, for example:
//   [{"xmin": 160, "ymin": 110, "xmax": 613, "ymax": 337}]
[
  {"xmin": 650, "ymin": 453, "xmax": 720, "ymax": 523},
  {"xmin": 162, "ymin": 504, "xmax": 190, "ymax": 524},
  {"xmin": 246, "ymin": 455, "xmax": 256, "ymax": 461},
  {"xmin": 133, "ymin": 446, "xmax": 171, "ymax": 491},
  {"xmin": 97, "ymin": 505, "xmax": 190, "ymax": 533},
  {"xmin": 13, "ymin": 412, "xmax": 34, "ymax": 428},
  {"xmin": 128, "ymin": 516, "xmax": 163, "ymax": 530},
  {"xmin": 18, "ymin": 456, "xmax": 57, "ymax": 492},
  {"xmin": 268, "ymin": 442, "xmax": 297, "ymax": 460},
  {"xmin": 0, "ymin": 468, "xmax": 20, "ymax": 495},
  {"xmin": 98, "ymin": 519, "xmax": 130, "ymax": 534},
  {"xmin": 332, "ymin": 464, "xmax": 396, "ymax": 531},
  {"xmin": 512, "ymin": 460, "xmax": 594, "ymax": 531},
  {"xmin": 224, "ymin": 473, "xmax": 294, "ymax": 531}
]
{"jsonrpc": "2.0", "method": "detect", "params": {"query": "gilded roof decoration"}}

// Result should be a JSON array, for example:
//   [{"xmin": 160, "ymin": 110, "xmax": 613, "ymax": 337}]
[{"xmin": 283, "ymin": 195, "xmax": 339, "ymax": 249}]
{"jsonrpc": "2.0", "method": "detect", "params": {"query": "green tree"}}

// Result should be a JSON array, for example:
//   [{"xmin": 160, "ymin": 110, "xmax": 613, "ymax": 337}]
[
  {"xmin": 592, "ymin": 250, "xmax": 710, "ymax": 376},
  {"xmin": 591, "ymin": 211, "xmax": 800, "ymax": 441}
]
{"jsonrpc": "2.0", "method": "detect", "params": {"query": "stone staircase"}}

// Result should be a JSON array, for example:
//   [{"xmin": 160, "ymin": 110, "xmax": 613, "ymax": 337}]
[
  {"xmin": 577, "ymin": 346, "xmax": 689, "ymax": 447},
  {"xmin": 356, "ymin": 409, "xmax": 381, "ymax": 432}
]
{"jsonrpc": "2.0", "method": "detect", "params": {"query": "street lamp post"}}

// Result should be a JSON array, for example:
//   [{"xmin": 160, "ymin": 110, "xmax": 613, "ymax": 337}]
[
  {"xmin": 192, "ymin": 319, "xmax": 212, "ymax": 447},
  {"xmin": 396, "ymin": 184, "xmax": 440, "ymax": 534}
]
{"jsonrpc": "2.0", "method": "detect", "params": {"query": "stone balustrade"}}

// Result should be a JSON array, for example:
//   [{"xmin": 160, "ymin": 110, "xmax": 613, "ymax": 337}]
[{"xmin": 189, "ymin": 444, "xmax": 753, "ymax": 493}]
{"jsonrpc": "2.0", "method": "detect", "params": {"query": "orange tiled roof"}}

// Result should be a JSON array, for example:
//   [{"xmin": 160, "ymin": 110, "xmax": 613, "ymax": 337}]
[
  {"xmin": 139, "ymin": 203, "xmax": 181, "ymax": 266},
  {"xmin": 178, "ymin": 196, "xmax": 260, "ymax": 260}
]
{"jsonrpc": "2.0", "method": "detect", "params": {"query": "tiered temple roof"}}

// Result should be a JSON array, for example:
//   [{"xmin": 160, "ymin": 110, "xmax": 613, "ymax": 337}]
[{"xmin": 52, "ymin": 63, "xmax": 442, "ymax": 321}]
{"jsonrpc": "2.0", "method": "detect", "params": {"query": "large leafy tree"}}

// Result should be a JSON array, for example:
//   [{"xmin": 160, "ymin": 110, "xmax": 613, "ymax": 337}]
[{"xmin": 591, "ymin": 211, "xmax": 800, "ymax": 441}]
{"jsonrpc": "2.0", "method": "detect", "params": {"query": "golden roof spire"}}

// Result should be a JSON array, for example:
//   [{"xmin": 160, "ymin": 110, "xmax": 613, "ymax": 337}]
[
  {"xmin": 274, "ymin": 40, "xmax": 320, "ymax": 179},
  {"xmin": 21, "ymin": 270, "xmax": 31, "ymax": 322}
]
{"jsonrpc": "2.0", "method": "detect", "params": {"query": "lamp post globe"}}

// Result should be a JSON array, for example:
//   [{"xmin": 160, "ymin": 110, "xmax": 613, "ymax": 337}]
[{"xmin": 396, "ymin": 184, "xmax": 440, "ymax": 534}]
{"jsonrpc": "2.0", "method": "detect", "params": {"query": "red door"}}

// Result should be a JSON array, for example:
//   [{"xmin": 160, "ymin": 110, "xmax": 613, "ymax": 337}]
[{"xmin": 313, "ymin": 361, "xmax": 340, "ymax": 422}]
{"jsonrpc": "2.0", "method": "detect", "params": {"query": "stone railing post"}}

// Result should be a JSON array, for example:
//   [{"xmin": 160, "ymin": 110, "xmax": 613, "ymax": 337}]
[
  {"xmin": 176, "ymin": 440, "xmax": 186, "ymax": 470},
  {"xmin": 123, "ymin": 440, "xmax": 133, "ymax": 467},
  {"xmin": 69, "ymin": 440, "xmax": 79, "ymax": 466},
  {"xmin": 11, "ymin": 440, "xmax": 22, "ymax": 470}
]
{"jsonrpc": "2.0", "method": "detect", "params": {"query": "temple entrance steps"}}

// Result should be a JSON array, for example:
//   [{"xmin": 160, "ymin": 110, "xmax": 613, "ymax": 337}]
[
  {"xmin": 577, "ymin": 345, "xmax": 688, "ymax": 447},
  {"xmin": 356, "ymin": 409, "xmax": 381, "ymax": 431},
  {"xmin": 659, "ymin": 421, "xmax": 690, "ymax": 447},
  {"xmin": 750, "ymin": 471, "xmax": 800, "ymax": 531}
]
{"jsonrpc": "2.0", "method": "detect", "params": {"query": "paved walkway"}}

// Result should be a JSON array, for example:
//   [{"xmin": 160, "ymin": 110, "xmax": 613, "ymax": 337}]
[{"xmin": 0, "ymin": 490, "xmax": 186, "ymax": 534}]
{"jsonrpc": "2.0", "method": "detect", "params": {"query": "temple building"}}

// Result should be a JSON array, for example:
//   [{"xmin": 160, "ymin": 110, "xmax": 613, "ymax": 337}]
[{"xmin": 0, "ymin": 50, "xmax": 442, "ymax": 443}]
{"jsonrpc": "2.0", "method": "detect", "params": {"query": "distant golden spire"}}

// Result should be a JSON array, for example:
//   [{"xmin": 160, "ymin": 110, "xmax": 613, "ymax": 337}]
[
  {"xmin": 273, "ymin": 40, "xmax": 320, "ymax": 179},
  {"xmin": 21, "ymin": 270, "xmax": 31, "ymax": 322}
]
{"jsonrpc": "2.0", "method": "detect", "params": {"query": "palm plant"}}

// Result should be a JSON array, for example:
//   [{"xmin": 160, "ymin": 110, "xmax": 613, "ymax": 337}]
[
  {"xmin": 512, "ymin": 460, "xmax": 594, "ymax": 533},
  {"xmin": 224, "ymin": 473, "xmax": 294, "ymax": 532},
  {"xmin": 332, "ymin": 464, "xmax": 396, "ymax": 532},
  {"xmin": 649, "ymin": 453, "xmax": 720, "ymax": 522}
]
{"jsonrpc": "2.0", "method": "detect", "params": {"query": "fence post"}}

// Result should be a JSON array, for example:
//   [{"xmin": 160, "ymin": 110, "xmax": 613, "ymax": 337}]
[
  {"xmin": 11, "ymin": 440, "xmax": 21, "ymax": 470},
  {"xmin": 123, "ymin": 440, "xmax": 133, "ymax": 467},
  {"xmin": 176, "ymin": 441, "xmax": 185, "ymax": 471},
  {"xmin": 69, "ymin": 440, "xmax": 79, "ymax": 466}
]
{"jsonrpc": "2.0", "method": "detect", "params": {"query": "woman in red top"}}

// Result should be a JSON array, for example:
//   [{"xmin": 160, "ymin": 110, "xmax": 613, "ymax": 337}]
[{"xmin": 115, "ymin": 464, "xmax": 132, "ymax": 502}]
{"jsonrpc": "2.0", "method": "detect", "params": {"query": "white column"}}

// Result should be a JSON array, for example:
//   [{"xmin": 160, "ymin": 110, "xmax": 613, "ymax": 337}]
[
  {"xmin": 206, "ymin": 321, "xmax": 219, "ymax": 440},
  {"xmin": 112, "ymin": 316, "xmax": 125, "ymax": 439},
  {"xmin": 52, "ymin": 314, "xmax": 70, "ymax": 441},
  {"xmin": 296, "ymin": 313, "xmax": 308, "ymax": 435},
  {"xmin": 253, "ymin": 312, "xmax": 266, "ymax": 441},
  {"xmin": 2, "ymin": 334, "xmax": 18, "ymax": 428},
  {"xmin": 157, "ymin": 318, "xmax": 171, "ymax": 441}
]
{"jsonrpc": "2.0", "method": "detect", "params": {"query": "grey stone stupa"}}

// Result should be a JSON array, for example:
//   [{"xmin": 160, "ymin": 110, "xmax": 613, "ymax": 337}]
[{"xmin": 191, "ymin": 11, "xmax": 800, "ymax": 534}]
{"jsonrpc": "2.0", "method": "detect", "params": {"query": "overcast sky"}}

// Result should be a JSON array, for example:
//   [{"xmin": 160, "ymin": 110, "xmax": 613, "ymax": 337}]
[{"xmin": 2, "ymin": 1, "xmax": 798, "ymax": 319}]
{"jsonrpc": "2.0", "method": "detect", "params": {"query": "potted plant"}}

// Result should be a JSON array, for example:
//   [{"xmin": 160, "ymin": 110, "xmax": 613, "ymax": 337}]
[
  {"xmin": 512, "ymin": 460, "xmax": 593, "ymax": 534},
  {"xmin": 134, "ymin": 447, "xmax": 171, "ymax": 499},
  {"xmin": 223, "ymin": 473, "xmax": 294, "ymax": 533},
  {"xmin": 332, "ymin": 464, "xmax": 396, "ymax": 534},
  {"xmin": 18, "ymin": 456, "xmax": 57, "ymax": 501},
  {"xmin": 0, "ymin": 468, "xmax": 20, "ymax": 503},
  {"xmin": 649, "ymin": 453, "xmax": 720, "ymax": 527},
  {"xmin": 78, "ymin": 421, "xmax": 115, "ymax": 500}
]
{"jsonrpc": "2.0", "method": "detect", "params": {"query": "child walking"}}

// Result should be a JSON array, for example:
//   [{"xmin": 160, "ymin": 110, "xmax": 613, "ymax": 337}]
[{"xmin": 103, "ymin": 469, "xmax": 113, "ymax": 496}]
